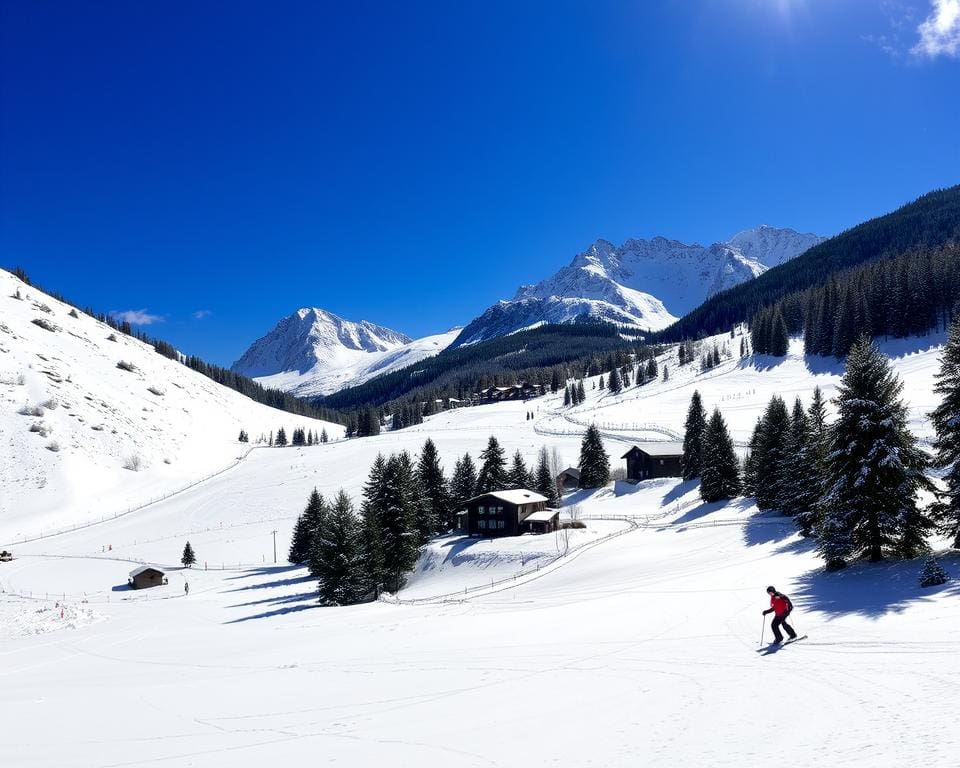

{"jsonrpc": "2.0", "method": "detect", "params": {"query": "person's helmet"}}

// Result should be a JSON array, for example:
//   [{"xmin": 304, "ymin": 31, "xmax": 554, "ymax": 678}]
[{"xmin": 766, "ymin": 586, "xmax": 776, "ymax": 594}]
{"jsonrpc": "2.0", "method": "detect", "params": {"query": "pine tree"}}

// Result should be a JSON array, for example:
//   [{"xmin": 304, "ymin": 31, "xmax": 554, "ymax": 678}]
[
  {"xmin": 931, "ymin": 318, "xmax": 960, "ymax": 547},
  {"xmin": 450, "ymin": 453, "xmax": 479, "ymax": 513},
  {"xmin": 378, "ymin": 454, "xmax": 421, "ymax": 592},
  {"xmin": 682, "ymin": 390, "xmax": 708, "ymax": 480},
  {"xmin": 507, "ymin": 450, "xmax": 532, "ymax": 490},
  {"xmin": 781, "ymin": 398, "xmax": 815, "ymax": 528},
  {"xmin": 477, "ymin": 436, "xmax": 508, "ymax": 493},
  {"xmin": 608, "ymin": 365, "xmax": 623, "ymax": 394},
  {"xmin": 321, "ymin": 427, "xmax": 329, "ymax": 443},
  {"xmin": 817, "ymin": 337, "xmax": 935, "ymax": 569},
  {"xmin": 359, "ymin": 455, "xmax": 387, "ymax": 587},
  {"xmin": 288, "ymin": 511, "xmax": 314, "ymax": 564},
  {"xmin": 534, "ymin": 446, "xmax": 560, "ymax": 507},
  {"xmin": 578, "ymin": 424, "xmax": 610, "ymax": 488},
  {"xmin": 564, "ymin": 385, "xmax": 572, "ymax": 406},
  {"xmin": 752, "ymin": 395, "xmax": 792, "ymax": 512},
  {"xmin": 598, "ymin": 374, "xmax": 605, "ymax": 390},
  {"xmin": 181, "ymin": 541, "xmax": 196, "ymax": 568},
  {"xmin": 919, "ymin": 557, "xmax": 948, "ymax": 587},
  {"xmin": 416, "ymin": 438, "xmax": 449, "ymax": 535},
  {"xmin": 771, "ymin": 309, "xmax": 789, "ymax": 356},
  {"xmin": 576, "ymin": 380, "xmax": 586, "ymax": 403},
  {"xmin": 662, "ymin": 365, "xmax": 669, "ymax": 382},
  {"xmin": 678, "ymin": 344, "xmax": 686, "ymax": 366},
  {"xmin": 646, "ymin": 357, "xmax": 658, "ymax": 379},
  {"xmin": 314, "ymin": 490, "xmax": 370, "ymax": 605},
  {"xmin": 699, "ymin": 409, "xmax": 741, "ymax": 502},
  {"xmin": 275, "ymin": 427, "xmax": 287, "ymax": 446}
]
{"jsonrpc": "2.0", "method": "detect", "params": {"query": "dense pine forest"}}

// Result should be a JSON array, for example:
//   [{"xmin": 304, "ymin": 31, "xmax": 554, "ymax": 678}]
[
  {"xmin": 656, "ymin": 185, "xmax": 960, "ymax": 343},
  {"xmin": 320, "ymin": 321, "xmax": 655, "ymax": 414}
]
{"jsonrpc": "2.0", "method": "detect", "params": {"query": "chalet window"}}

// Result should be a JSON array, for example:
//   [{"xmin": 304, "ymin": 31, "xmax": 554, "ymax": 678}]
[
  {"xmin": 497, "ymin": 520, "xmax": 504, "ymax": 529},
  {"xmin": 479, "ymin": 520, "xmax": 486, "ymax": 529},
  {"xmin": 479, "ymin": 506, "xmax": 485, "ymax": 515},
  {"xmin": 660, "ymin": 459, "xmax": 664, "ymax": 465}
]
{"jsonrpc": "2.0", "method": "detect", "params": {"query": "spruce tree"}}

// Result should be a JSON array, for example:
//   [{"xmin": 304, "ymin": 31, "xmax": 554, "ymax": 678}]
[
  {"xmin": 359, "ymin": 455, "xmax": 387, "ymax": 588},
  {"xmin": 564, "ymin": 385, "xmax": 572, "ymax": 407},
  {"xmin": 682, "ymin": 390, "xmax": 708, "ymax": 480},
  {"xmin": 450, "ymin": 452, "xmax": 479, "ymax": 512},
  {"xmin": 378, "ymin": 454, "xmax": 421, "ymax": 592},
  {"xmin": 181, "ymin": 541, "xmax": 196, "ymax": 567},
  {"xmin": 598, "ymin": 374, "xmax": 605, "ymax": 390},
  {"xmin": 507, "ymin": 450, "xmax": 532, "ymax": 490},
  {"xmin": 752, "ymin": 395, "xmax": 792, "ymax": 512},
  {"xmin": 398, "ymin": 451, "xmax": 434, "ymax": 546},
  {"xmin": 931, "ymin": 318, "xmax": 960, "ymax": 547},
  {"xmin": 699, "ymin": 409, "xmax": 741, "ymax": 502},
  {"xmin": 275, "ymin": 426, "xmax": 288, "ymax": 446},
  {"xmin": 771, "ymin": 309, "xmax": 789, "ymax": 356},
  {"xmin": 534, "ymin": 446, "xmax": 560, "ymax": 507},
  {"xmin": 608, "ymin": 365, "xmax": 623, "ymax": 394},
  {"xmin": 578, "ymin": 424, "xmax": 610, "ymax": 488},
  {"xmin": 416, "ymin": 438, "xmax": 450, "ymax": 534},
  {"xmin": 476, "ymin": 436, "xmax": 508, "ymax": 493},
  {"xmin": 646, "ymin": 357, "xmax": 658, "ymax": 379},
  {"xmin": 288, "ymin": 511, "xmax": 313, "ymax": 564},
  {"xmin": 320, "ymin": 427, "xmax": 329, "ymax": 443},
  {"xmin": 576, "ymin": 380, "xmax": 586, "ymax": 403},
  {"xmin": 314, "ymin": 490, "xmax": 369, "ymax": 605},
  {"xmin": 817, "ymin": 337, "xmax": 935, "ymax": 569}
]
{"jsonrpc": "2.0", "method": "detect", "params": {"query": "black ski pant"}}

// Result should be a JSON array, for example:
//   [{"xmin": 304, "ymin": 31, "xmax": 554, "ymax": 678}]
[{"xmin": 771, "ymin": 615, "xmax": 797, "ymax": 642}]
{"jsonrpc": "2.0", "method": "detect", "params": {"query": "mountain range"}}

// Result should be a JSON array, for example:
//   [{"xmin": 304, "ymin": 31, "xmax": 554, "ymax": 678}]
[{"xmin": 232, "ymin": 225, "xmax": 823, "ymax": 395}]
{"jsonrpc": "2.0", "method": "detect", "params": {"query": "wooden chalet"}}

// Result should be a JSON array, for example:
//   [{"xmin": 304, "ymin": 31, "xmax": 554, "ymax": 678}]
[
  {"xmin": 464, "ymin": 489, "xmax": 559, "ymax": 537},
  {"xmin": 128, "ymin": 565, "xmax": 168, "ymax": 590},
  {"xmin": 476, "ymin": 382, "xmax": 543, "ymax": 404},
  {"xmin": 621, "ymin": 442, "xmax": 685, "ymax": 481},
  {"xmin": 556, "ymin": 467, "xmax": 581, "ymax": 492}
]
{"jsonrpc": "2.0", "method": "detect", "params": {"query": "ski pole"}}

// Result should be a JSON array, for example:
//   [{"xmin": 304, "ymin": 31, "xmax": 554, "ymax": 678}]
[{"xmin": 760, "ymin": 614, "xmax": 766, "ymax": 646}]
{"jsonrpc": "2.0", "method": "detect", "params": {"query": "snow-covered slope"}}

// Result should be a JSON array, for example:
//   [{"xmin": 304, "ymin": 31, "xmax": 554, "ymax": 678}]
[
  {"xmin": 0, "ymin": 269, "xmax": 343, "ymax": 542},
  {"xmin": 454, "ymin": 226, "xmax": 824, "ymax": 346},
  {"xmin": 231, "ymin": 308, "xmax": 459, "ymax": 397}
]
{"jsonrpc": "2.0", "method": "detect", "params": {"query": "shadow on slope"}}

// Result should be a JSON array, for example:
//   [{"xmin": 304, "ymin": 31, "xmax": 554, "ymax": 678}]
[{"xmin": 793, "ymin": 553, "xmax": 960, "ymax": 618}]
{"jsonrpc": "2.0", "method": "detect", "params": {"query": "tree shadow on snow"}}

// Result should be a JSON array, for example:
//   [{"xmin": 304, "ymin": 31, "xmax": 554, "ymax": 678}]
[
  {"xmin": 226, "ymin": 590, "xmax": 318, "ymax": 610},
  {"xmin": 793, "ymin": 553, "xmax": 960, "ymax": 618},
  {"xmin": 661, "ymin": 478, "xmax": 699, "ymax": 506},
  {"xmin": 223, "ymin": 573, "xmax": 315, "ymax": 593},
  {"xmin": 224, "ymin": 602, "xmax": 322, "ymax": 623},
  {"xmin": 223, "ymin": 564, "xmax": 302, "ymax": 581},
  {"xmin": 742, "ymin": 509, "xmax": 803, "ymax": 549}
]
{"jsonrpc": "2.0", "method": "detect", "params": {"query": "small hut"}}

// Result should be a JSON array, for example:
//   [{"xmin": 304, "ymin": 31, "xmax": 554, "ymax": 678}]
[
  {"xmin": 621, "ymin": 442, "xmax": 685, "ymax": 481},
  {"xmin": 128, "ymin": 566, "xmax": 168, "ymax": 590},
  {"xmin": 557, "ymin": 467, "xmax": 581, "ymax": 492}
]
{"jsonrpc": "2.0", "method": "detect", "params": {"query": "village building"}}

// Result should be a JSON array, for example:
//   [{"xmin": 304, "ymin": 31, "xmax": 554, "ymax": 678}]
[
  {"xmin": 475, "ymin": 382, "xmax": 543, "ymax": 404},
  {"xmin": 128, "ymin": 565, "xmax": 168, "ymax": 590},
  {"xmin": 556, "ymin": 467, "xmax": 581, "ymax": 492},
  {"xmin": 464, "ymin": 489, "xmax": 559, "ymax": 536},
  {"xmin": 621, "ymin": 442, "xmax": 685, "ymax": 481}
]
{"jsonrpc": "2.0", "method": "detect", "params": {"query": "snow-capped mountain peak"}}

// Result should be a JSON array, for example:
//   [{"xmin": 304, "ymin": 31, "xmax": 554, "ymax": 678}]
[
  {"xmin": 453, "ymin": 226, "xmax": 824, "ymax": 347},
  {"xmin": 232, "ymin": 309, "xmax": 458, "ymax": 397}
]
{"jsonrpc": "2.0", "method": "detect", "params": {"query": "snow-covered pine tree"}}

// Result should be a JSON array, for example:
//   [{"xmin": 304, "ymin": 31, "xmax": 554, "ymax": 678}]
[
  {"xmin": 817, "ymin": 337, "xmax": 935, "ymax": 569},
  {"xmin": 288, "ymin": 510, "xmax": 313, "ymax": 564},
  {"xmin": 608, "ymin": 365, "xmax": 622, "ymax": 394},
  {"xmin": 771, "ymin": 309, "xmax": 789, "ymax": 356},
  {"xmin": 359, "ymin": 455, "xmax": 387, "ymax": 586},
  {"xmin": 507, "ymin": 450, "xmax": 532, "ymax": 490},
  {"xmin": 476, "ymin": 436, "xmax": 508, "ymax": 493},
  {"xmin": 275, "ymin": 427, "xmax": 287, "ymax": 446},
  {"xmin": 752, "ymin": 395, "xmax": 791, "ymax": 512},
  {"xmin": 534, "ymin": 446, "xmax": 560, "ymax": 507},
  {"xmin": 576, "ymin": 380, "xmax": 586, "ymax": 403},
  {"xmin": 314, "ymin": 490, "xmax": 370, "ymax": 606},
  {"xmin": 564, "ymin": 385, "xmax": 572, "ymax": 406},
  {"xmin": 398, "ymin": 450, "xmax": 433, "ymax": 546},
  {"xmin": 699, "ymin": 409, "xmax": 741, "ymax": 502},
  {"xmin": 682, "ymin": 390, "xmax": 708, "ymax": 480},
  {"xmin": 621, "ymin": 364, "xmax": 631, "ymax": 388},
  {"xmin": 931, "ymin": 317, "xmax": 960, "ymax": 547},
  {"xmin": 378, "ymin": 453, "xmax": 421, "ymax": 592},
  {"xmin": 780, "ymin": 398, "xmax": 813, "ymax": 525},
  {"xmin": 320, "ymin": 427, "xmax": 329, "ymax": 443},
  {"xmin": 645, "ymin": 356, "xmax": 658, "ymax": 379},
  {"xmin": 578, "ymin": 424, "xmax": 610, "ymax": 488},
  {"xmin": 181, "ymin": 540, "xmax": 196, "ymax": 568},
  {"xmin": 416, "ymin": 438, "xmax": 450, "ymax": 534},
  {"xmin": 793, "ymin": 389, "xmax": 829, "ymax": 535},
  {"xmin": 450, "ymin": 452, "xmax": 478, "ymax": 512},
  {"xmin": 598, "ymin": 374, "xmax": 605, "ymax": 390},
  {"xmin": 919, "ymin": 556, "xmax": 948, "ymax": 588}
]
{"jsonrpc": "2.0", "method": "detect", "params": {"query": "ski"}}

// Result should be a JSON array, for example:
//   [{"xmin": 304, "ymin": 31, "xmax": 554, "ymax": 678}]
[{"xmin": 783, "ymin": 634, "xmax": 808, "ymax": 645}]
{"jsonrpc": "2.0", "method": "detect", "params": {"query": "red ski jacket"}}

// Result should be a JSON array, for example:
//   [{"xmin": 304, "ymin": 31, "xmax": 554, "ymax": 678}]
[{"xmin": 770, "ymin": 594, "xmax": 791, "ymax": 617}]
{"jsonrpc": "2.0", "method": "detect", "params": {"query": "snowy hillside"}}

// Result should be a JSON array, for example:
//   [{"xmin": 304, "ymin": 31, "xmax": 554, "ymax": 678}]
[
  {"xmin": 454, "ymin": 226, "xmax": 824, "ymax": 346},
  {"xmin": 232, "ymin": 307, "xmax": 459, "ymax": 396},
  {"xmin": 1, "ymin": 326, "xmax": 957, "ymax": 768},
  {"xmin": 0, "ymin": 269, "xmax": 343, "ymax": 542}
]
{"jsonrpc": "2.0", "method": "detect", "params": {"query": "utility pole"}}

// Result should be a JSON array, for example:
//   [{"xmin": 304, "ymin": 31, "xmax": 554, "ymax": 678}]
[{"xmin": 271, "ymin": 530, "xmax": 277, "ymax": 564}]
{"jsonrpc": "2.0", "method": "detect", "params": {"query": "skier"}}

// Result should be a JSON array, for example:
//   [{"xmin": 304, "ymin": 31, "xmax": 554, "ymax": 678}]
[
  {"xmin": 184, "ymin": 581, "xmax": 189, "ymax": 597},
  {"xmin": 762, "ymin": 585, "xmax": 796, "ymax": 644}
]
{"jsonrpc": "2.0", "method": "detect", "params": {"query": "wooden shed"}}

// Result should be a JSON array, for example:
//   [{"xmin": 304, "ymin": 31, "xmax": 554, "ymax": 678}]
[
  {"xmin": 464, "ymin": 489, "xmax": 550, "ymax": 537},
  {"xmin": 622, "ymin": 442, "xmax": 685, "ymax": 481},
  {"xmin": 521, "ymin": 507, "xmax": 561, "ymax": 534},
  {"xmin": 128, "ymin": 566, "xmax": 168, "ymax": 590}
]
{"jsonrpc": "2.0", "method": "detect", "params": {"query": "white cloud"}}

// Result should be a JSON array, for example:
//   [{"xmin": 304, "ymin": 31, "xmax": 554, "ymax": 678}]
[
  {"xmin": 913, "ymin": 0, "xmax": 960, "ymax": 58},
  {"xmin": 110, "ymin": 309, "xmax": 164, "ymax": 326},
  {"xmin": 193, "ymin": 309, "xmax": 213, "ymax": 320}
]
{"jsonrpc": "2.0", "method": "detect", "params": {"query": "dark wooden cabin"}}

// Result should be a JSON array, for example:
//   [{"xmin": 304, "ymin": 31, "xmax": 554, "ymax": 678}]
[
  {"xmin": 557, "ymin": 467, "xmax": 580, "ymax": 492},
  {"xmin": 464, "ymin": 489, "xmax": 551, "ymax": 537},
  {"xmin": 622, "ymin": 442, "xmax": 685, "ymax": 481},
  {"xmin": 128, "ymin": 566, "xmax": 168, "ymax": 590}
]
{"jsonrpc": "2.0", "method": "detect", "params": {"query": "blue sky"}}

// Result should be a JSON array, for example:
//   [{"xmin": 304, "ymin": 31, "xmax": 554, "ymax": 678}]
[{"xmin": 1, "ymin": 1, "xmax": 958, "ymax": 366}]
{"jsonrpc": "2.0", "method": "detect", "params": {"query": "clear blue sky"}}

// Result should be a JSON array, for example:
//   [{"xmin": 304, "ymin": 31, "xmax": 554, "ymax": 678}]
[{"xmin": 2, "ymin": 1, "xmax": 958, "ymax": 366}]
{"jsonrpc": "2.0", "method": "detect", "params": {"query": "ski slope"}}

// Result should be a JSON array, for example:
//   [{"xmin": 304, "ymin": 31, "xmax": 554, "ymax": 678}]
[{"xmin": 2, "ymin": 293, "xmax": 957, "ymax": 766}]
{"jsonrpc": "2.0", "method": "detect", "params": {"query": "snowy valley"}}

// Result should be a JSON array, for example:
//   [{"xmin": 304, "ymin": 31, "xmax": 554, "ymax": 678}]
[{"xmin": 2, "ymin": 266, "xmax": 958, "ymax": 767}]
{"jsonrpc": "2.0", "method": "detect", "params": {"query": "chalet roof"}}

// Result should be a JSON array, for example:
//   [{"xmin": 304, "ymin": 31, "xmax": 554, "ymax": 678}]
[
  {"xmin": 621, "ymin": 442, "xmax": 685, "ymax": 458},
  {"xmin": 558, "ymin": 467, "xmax": 580, "ymax": 479},
  {"xmin": 129, "ymin": 565, "xmax": 165, "ymax": 579},
  {"xmin": 467, "ymin": 489, "xmax": 549, "ymax": 506},
  {"xmin": 524, "ymin": 507, "xmax": 561, "ymax": 522}
]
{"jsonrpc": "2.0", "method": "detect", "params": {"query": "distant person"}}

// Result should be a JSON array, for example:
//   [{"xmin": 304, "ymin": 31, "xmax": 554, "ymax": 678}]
[
  {"xmin": 184, "ymin": 581, "xmax": 189, "ymax": 597},
  {"xmin": 762, "ymin": 585, "xmax": 796, "ymax": 644}
]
